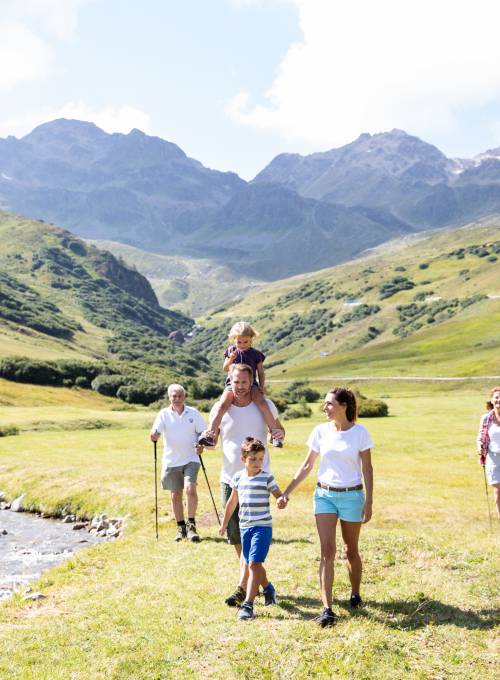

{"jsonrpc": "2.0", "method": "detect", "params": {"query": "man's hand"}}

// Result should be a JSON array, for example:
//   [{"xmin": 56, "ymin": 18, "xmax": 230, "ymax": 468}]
[
  {"xmin": 150, "ymin": 431, "xmax": 160, "ymax": 442},
  {"xmin": 479, "ymin": 453, "xmax": 486, "ymax": 466},
  {"xmin": 218, "ymin": 525, "xmax": 227, "ymax": 537},
  {"xmin": 195, "ymin": 444, "xmax": 204, "ymax": 456}
]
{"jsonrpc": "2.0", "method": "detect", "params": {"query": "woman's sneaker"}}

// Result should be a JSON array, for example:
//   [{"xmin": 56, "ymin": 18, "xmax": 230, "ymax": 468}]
[
  {"xmin": 313, "ymin": 607, "xmax": 337, "ymax": 628},
  {"xmin": 263, "ymin": 582, "xmax": 276, "ymax": 606},
  {"xmin": 225, "ymin": 585, "xmax": 246, "ymax": 607},
  {"xmin": 238, "ymin": 602, "xmax": 254, "ymax": 620},
  {"xmin": 350, "ymin": 594, "xmax": 362, "ymax": 608}
]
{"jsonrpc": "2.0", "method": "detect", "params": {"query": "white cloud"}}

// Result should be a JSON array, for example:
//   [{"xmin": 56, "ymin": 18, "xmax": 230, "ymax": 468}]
[
  {"xmin": 227, "ymin": 0, "xmax": 500, "ymax": 147},
  {"xmin": 0, "ymin": 103, "xmax": 152, "ymax": 139},
  {"xmin": 2, "ymin": 0, "xmax": 92, "ymax": 41},
  {"xmin": 0, "ymin": 22, "xmax": 51, "ymax": 91},
  {"xmin": 0, "ymin": 0, "xmax": 91, "ymax": 91}
]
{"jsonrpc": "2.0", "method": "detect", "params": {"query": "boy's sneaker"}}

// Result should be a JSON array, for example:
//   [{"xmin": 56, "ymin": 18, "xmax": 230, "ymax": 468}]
[
  {"xmin": 313, "ymin": 607, "xmax": 338, "ymax": 628},
  {"xmin": 174, "ymin": 525, "xmax": 187, "ymax": 542},
  {"xmin": 198, "ymin": 433, "xmax": 216, "ymax": 447},
  {"xmin": 263, "ymin": 582, "xmax": 276, "ymax": 606},
  {"xmin": 186, "ymin": 521, "xmax": 200, "ymax": 543},
  {"xmin": 225, "ymin": 585, "xmax": 246, "ymax": 607},
  {"xmin": 350, "ymin": 594, "xmax": 362, "ymax": 609},
  {"xmin": 238, "ymin": 602, "xmax": 254, "ymax": 620}
]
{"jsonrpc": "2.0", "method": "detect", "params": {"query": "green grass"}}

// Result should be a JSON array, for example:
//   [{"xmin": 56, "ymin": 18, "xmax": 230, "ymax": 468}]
[{"xmin": 0, "ymin": 382, "xmax": 498, "ymax": 678}]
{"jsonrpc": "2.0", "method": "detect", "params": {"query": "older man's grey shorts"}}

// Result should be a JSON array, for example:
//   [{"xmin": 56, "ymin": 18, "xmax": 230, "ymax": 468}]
[
  {"xmin": 161, "ymin": 462, "xmax": 200, "ymax": 492},
  {"xmin": 221, "ymin": 482, "xmax": 240, "ymax": 545}
]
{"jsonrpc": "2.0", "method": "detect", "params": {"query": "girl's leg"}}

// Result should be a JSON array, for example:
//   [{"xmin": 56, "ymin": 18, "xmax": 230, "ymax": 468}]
[
  {"xmin": 204, "ymin": 390, "xmax": 234, "ymax": 436},
  {"xmin": 340, "ymin": 520, "xmax": 363, "ymax": 596},
  {"xmin": 246, "ymin": 562, "xmax": 267, "ymax": 603},
  {"xmin": 315, "ymin": 513, "xmax": 338, "ymax": 609},
  {"xmin": 493, "ymin": 483, "xmax": 500, "ymax": 519},
  {"xmin": 252, "ymin": 388, "xmax": 282, "ymax": 434}
]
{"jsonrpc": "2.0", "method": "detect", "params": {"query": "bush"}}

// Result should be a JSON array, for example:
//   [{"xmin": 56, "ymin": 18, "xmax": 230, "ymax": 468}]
[
  {"xmin": 91, "ymin": 374, "xmax": 127, "ymax": 397},
  {"xmin": 282, "ymin": 380, "xmax": 320, "ymax": 403},
  {"xmin": 358, "ymin": 398, "xmax": 388, "ymax": 417},
  {"xmin": 188, "ymin": 379, "xmax": 221, "ymax": 400},
  {"xmin": 283, "ymin": 400, "xmax": 312, "ymax": 420},
  {"xmin": 116, "ymin": 383, "xmax": 167, "ymax": 405},
  {"xmin": 0, "ymin": 425, "xmax": 19, "ymax": 437}
]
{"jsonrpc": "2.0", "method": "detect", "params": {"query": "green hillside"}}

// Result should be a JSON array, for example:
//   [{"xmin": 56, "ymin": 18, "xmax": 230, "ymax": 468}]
[
  {"xmin": 88, "ymin": 239, "xmax": 261, "ymax": 316},
  {"xmin": 193, "ymin": 218, "xmax": 500, "ymax": 378},
  {"xmin": 0, "ymin": 211, "xmax": 207, "ymax": 381}
]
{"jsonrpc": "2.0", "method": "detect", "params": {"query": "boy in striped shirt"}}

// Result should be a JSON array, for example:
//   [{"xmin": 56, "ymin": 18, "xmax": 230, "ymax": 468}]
[{"xmin": 219, "ymin": 436, "xmax": 285, "ymax": 620}]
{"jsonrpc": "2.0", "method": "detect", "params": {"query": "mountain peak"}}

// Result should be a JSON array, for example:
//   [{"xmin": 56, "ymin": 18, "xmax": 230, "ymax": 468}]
[{"xmin": 23, "ymin": 118, "xmax": 107, "ymax": 144}]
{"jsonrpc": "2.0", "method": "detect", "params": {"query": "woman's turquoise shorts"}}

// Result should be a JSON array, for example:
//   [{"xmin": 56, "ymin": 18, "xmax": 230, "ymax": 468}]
[{"xmin": 313, "ymin": 487, "xmax": 365, "ymax": 522}]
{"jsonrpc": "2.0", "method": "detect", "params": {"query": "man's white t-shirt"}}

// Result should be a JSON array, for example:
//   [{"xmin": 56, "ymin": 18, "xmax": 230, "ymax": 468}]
[
  {"xmin": 307, "ymin": 422, "xmax": 373, "ymax": 487},
  {"xmin": 212, "ymin": 399, "xmax": 278, "ymax": 485},
  {"xmin": 151, "ymin": 405, "xmax": 206, "ymax": 469}
]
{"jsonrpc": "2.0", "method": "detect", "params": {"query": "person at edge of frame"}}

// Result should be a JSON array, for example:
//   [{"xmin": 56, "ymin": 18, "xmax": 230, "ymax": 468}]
[
  {"xmin": 477, "ymin": 385, "xmax": 500, "ymax": 519},
  {"xmin": 150, "ymin": 383, "xmax": 206, "ymax": 542}
]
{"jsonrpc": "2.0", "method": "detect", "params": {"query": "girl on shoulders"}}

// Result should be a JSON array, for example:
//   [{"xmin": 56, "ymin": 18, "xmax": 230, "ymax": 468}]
[{"xmin": 198, "ymin": 321, "xmax": 284, "ymax": 448}]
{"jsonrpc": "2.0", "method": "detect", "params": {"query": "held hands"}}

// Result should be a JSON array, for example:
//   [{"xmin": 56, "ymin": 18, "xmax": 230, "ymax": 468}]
[{"xmin": 277, "ymin": 495, "xmax": 289, "ymax": 509}]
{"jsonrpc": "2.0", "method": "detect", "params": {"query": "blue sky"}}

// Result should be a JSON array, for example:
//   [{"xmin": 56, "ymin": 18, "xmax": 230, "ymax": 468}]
[{"xmin": 2, "ymin": 0, "xmax": 500, "ymax": 179}]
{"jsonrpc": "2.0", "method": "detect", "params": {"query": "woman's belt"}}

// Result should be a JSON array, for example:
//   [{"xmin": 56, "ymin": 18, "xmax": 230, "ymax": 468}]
[{"xmin": 317, "ymin": 482, "xmax": 363, "ymax": 493}]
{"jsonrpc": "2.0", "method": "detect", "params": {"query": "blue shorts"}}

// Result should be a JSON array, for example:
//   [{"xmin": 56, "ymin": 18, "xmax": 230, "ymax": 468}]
[
  {"xmin": 240, "ymin": 526, "xmax": 273, "ymax": 564},
  {"xmin": 313, "ymin": 487, "xmax": 365, "ymax": 522}
]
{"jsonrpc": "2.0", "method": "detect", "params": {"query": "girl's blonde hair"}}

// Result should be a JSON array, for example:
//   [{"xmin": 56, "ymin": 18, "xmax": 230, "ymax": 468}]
[{"xmin": 228, "ymin": 321, "xmax": 258, "ymax": 340}]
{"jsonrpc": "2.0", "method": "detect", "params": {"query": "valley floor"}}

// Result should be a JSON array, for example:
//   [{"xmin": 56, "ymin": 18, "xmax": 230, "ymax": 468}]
[{"xmin": 0, "ymin": 382, "xmax": 498, "ymax": 679}]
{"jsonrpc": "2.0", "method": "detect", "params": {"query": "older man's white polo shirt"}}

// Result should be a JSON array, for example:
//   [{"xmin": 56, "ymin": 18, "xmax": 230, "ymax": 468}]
[{"xmin": 151, "ymin": 405, "xmax": 206, "ymax": 468}]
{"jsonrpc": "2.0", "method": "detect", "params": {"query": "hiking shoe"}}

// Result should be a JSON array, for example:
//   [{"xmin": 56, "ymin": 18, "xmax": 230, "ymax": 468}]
[
  {"xmin": 350, "ymin": 594, "xmax": 363, "ymax": 609},
  {"xmin": 186, "ymin": 521, "xmax": 200, "ymax": 543},
  {"xmin": 238, "ymin": 602, "xmax": 254, "ymax": 620},
  {"xmin": 313, "ymin": 607, "xmax": 337, "ymax": 628},
  {"xmin": 174, "ymin": 525, "xmax": 187, "ymax": 542},
  {"xmin": 198, "ymin": 433, "xmax": 216, "ymax": 447},
  {"xmin": 263, "ymin": 582, "xmax": 276, "ymax": 606},
  {"xmin": 225, "ymin": 585, "xmax": 246, "ymax": 607}
]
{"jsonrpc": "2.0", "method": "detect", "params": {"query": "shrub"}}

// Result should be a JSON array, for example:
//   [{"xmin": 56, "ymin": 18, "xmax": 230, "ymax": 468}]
[
  {"xmin": 91, "ymin": 374, "xmax": 127, "ymax": 397},
  {"xmin": 283, "ymin": 400, "xmax": 312, "ymax": 420},
  {"xmin": 282, "ymin": 380, "xmax": 321, "ymax": 403},
  {"xmin": 116, "ymin": 383, "xmax": 166, "ymax": 405},
  {"xmin": 188, "ymin": 379, "xmax": 221, "ymax": 400},
  {"xmin": 358, "ymin": 398, "xmax": 388, "ymax": 417},
  {"xmin": 419, "ymin": 262, "xmax": 429, "ymax": 269},
  {"xmin": 0, "ymin": 425, "xmax": 19, "ymax": 437}
]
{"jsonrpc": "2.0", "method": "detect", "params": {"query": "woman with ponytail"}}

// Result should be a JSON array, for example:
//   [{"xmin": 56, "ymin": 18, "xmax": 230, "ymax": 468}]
[{"xmin": 279, "ymin": 387, "xmax": 373, "ymax": 627}]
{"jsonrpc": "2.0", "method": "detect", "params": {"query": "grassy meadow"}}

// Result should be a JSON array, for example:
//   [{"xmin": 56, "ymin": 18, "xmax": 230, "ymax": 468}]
[{"xmin": 0, "ymin": 379, "xmax": 499, "ymax": 679}]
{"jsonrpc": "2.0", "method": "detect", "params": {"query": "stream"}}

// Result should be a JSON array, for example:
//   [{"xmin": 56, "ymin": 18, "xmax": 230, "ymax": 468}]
[{"xmin": 0, "ymin": 509, "xmax": 106, "ymax": 601}]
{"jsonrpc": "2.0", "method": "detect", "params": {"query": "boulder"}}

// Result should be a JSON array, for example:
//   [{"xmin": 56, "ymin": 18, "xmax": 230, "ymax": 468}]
[{"xmin": 10, "ymin": 494, "xmax": 25, "ymax": 512}]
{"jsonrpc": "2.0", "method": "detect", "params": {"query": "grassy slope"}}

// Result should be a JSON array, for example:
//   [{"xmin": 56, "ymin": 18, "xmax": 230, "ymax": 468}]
[
  {"xmin": 201, "ymin": 219, "xmax": 500, "ymax": 378},
  {"xmin": 88, "ymin": 239, "xmax": 262, "ymax": 317},
  {"xmin": 0, "ymin": 381, "xmax": 498, "ymax": 678}
]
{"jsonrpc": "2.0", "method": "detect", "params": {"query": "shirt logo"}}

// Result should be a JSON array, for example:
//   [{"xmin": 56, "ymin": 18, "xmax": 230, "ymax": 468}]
[{"xmin": 189, "ymin": 418, "xmax": 193, "ymax": 423}]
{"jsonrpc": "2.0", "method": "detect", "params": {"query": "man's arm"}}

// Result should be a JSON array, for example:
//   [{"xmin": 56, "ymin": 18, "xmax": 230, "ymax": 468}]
[{"xmin": 218, "ymin": 488, "xmax": 238, "ymax": 535}]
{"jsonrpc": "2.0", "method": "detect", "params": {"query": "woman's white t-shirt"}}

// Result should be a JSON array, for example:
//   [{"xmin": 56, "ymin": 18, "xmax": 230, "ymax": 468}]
[{"xmin": 307, "ymin": 422, "xmax": 374, "ymax": 487}]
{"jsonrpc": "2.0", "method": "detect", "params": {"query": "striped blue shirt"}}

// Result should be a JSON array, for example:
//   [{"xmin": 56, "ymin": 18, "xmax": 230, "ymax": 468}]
[{"xmin": 231, "ymin": 469, "xmax": 278, "ymax": 528}]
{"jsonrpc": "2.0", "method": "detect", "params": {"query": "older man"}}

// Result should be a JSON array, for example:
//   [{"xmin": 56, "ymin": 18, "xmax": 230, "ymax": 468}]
[
  {"xmin": 209, "ymin": 363, "xmax": 285, "ymax": 606},
  {"xmin": 150, "ymin": 384, "xmax": 206, "ymax": 542}
]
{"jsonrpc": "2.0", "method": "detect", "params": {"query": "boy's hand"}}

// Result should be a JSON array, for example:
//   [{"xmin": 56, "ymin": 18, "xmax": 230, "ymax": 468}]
[
  {"xmin": 277, "ymin": 495, "xmax": 288, "ymax": 509},
  {"xmin": 218, "ymin": 526, "xmax": 227, "ymax": 537},
  {"xmin": 362, "ymin": 501, "xmax": 372, "ymax": 523}
]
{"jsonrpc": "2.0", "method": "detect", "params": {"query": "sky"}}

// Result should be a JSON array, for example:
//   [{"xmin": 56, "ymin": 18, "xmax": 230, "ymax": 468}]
[{"xmin": 2, "ymin": 0, "xmax": 500, "ymax": 179}]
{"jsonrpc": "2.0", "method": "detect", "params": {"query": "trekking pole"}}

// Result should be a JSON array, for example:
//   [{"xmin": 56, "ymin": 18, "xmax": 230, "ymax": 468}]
[
  {"xmin": 153, "ymin": 439, "xmax": 159, "ymax": 541},
  {"xmin": 198, "ymin": 452, "xmax": 221, "ymax": 526},
  {"xmin": 480, "ymin": 455, "xmax": 493, "ymax": 530}
]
